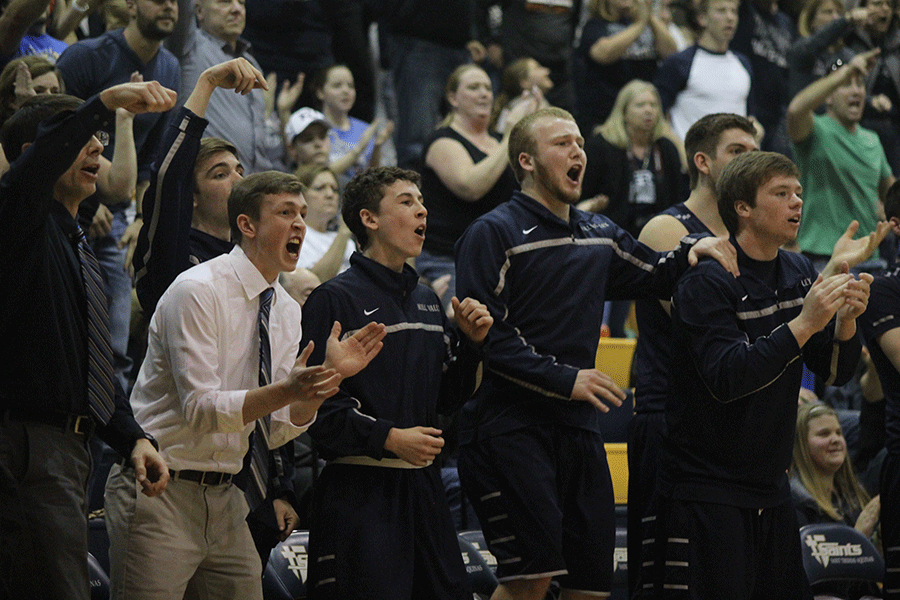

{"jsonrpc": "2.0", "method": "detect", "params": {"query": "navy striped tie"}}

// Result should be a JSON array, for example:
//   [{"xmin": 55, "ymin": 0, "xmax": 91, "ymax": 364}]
[
  {"xmin": 246, "ymin": 287, "xmax": 275, "ymax": 510},
  {"xmin": 75, "ymin": 225, "xmax": 115, "ymax": 425}
]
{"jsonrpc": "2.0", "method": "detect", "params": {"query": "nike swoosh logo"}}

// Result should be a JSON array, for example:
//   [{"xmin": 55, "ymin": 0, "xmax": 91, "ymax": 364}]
[
  {"xmin": 522, "ymin": 226, "xmax": 538, "ymax": 235},
  {"xmin": 741, "ymin": 295, "xmax": 748, "ymax": 301},
  {"xmin": 364, "ymin": 308, "xmax": 379, "ymax": 316}
]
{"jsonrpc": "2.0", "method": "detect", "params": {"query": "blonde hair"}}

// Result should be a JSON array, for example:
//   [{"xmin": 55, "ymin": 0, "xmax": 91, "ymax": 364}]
[
  {"xmin": 596, "ymin": 80, "xmax": 671, "ymax": 149},
  {"xmin": 790, "ymin": 403, "xmax": 870, "ymax": 522},
  {"xmin": 797, "ymin": 0, "xmax": 845, "ymax": 37},
  {"xmin": 438, "ymin": 64, "xmax": 489, "ymax": 128}
]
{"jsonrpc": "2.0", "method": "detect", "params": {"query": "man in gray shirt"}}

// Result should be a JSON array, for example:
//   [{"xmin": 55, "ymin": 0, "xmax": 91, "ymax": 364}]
[{"xmin": 167, "ymin": 0, "xmax": 284, "ymax": 173}]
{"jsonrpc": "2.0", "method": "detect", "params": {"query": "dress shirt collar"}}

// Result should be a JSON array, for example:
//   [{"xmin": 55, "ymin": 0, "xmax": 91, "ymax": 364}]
[
  {"xmin": 197, "ymin": 27, "xmax": 251, "ymax": 57},
  {"xmin": 227, "ymin": 245, "xmax": 282, "ymax": 305}
]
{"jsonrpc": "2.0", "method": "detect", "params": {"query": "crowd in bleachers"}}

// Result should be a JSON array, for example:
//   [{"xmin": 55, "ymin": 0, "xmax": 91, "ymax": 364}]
[{"xmin": 3, "ymin": 0, "xmax": 900, "ymax": 598}]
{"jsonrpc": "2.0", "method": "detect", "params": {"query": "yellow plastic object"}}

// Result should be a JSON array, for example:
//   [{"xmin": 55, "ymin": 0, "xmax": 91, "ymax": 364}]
[
  {"xmin": 605, "ymin": 443, "xmax": 629, "ymax": 505},
  {"xmin": 595, "ymin": 337, "xmax": 637, "ymax": 389}
]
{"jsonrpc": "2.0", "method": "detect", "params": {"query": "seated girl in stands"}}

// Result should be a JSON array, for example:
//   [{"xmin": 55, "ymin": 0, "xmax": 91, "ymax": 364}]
[
  {"xmin": 790, "ymin": 403, "xmax": 880, "ymax": 537},
  {"xmin": 293, "ymin": 163, "xmax": 355, "ymax": 282},
  {"xmin": 313, "ymin": 64, "xmax": 393, "ymax": 179}
]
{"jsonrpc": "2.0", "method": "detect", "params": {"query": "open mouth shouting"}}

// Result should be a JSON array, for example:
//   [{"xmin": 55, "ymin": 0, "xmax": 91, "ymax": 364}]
[
  {"xmin": 286, "ymin": 236, "xmax": 302, "ymax": 259},
  {"xmin": 414, "ymin": 223, "xmax": 426, "ymax": 241},
  {"xmin": 567, "ymin": 163, "xmax": 583, "ymax": 186}
]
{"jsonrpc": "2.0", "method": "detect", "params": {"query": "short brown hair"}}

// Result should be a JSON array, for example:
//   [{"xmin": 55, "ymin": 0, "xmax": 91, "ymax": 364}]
[
  {"xmin": 0, "ymin": 94, "xmax": 82, "ymax": 163},
  {"xmin": 229, "ymin": 171, "xmax": 305, "ymax": 244},
  {"xmin": 341, "ymin": 166, "xmax": 421, "ymax": 250},
  {"xmin": 716, "ymin": 151, "xmax": 799, "ymax": 235},
  {"xmin": 294, "ymin": 163, "xmax": 336, "ymax": 189},
  {"xmin": 193, "ymin": 137, "xmax": 238, "ymax": 192},
  {"xmin": 507, "ymin": 107, "xmax": 576, "ymax": 184},
  {"xmin": 684, "ymin": 113, "xmax": 757, "ymax": 190}
]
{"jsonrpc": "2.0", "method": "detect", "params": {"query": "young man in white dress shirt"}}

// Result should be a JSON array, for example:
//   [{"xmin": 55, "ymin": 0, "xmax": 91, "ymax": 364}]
[{"xmin": 104, "ymin": 171, "xmax": 386, "ymax": 600}]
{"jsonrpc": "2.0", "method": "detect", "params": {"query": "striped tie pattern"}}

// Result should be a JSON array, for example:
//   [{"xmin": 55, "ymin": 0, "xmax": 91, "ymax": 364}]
[
  {"xmin": 75, "ymin": 226, "xmax": 115, "ymax": 425},
  {"xmin": 246, "ymin": 287, "xmax": 275, "ymax": 510}
]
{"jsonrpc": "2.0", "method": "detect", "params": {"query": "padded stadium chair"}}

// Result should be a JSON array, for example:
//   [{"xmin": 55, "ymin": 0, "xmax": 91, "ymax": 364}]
[
  {"xmin": 595, "ymin": 338, "xmax": 637, "ymax": 389},
  {"xmin": 263, "ymin": 530, "xmax": 309, "ymax": 600},
  {"xmin": 458, "ymin": 530, "xmax": 498, "ymax": 573},
  {"xmin": 458, "ymin": 531, "xmax": 499, "ymax": 599},
  {"xmin": 605, "ymin": 442, "xmax": 629, "ymax": 505},
  {"xmin": 88, "ymin": 552, "xmax": 110, "ymax": 600},
  {"xmin": 799, "ymin": 523, "xmax": 883, "ymax": 600},
  {"xmin": 611, "ymin": 527, "xmax": 629, "ymax": 600},
  {"xmin": 88, "ymin": 515, "xmax": 110, "ymax": 578}
]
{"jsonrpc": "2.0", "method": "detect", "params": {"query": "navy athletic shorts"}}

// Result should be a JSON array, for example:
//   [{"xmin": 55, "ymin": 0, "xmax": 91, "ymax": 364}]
[
  {"xmin": 458, "ymin": 424, "xmax": 615, "ymax": 594},
  {"xmin": 635, "ymin": 496, "xmax": 810, "ymax": 600},
  {"xmin": 306, "ymin": 463, "xmax": 470, "ymax": 600}
]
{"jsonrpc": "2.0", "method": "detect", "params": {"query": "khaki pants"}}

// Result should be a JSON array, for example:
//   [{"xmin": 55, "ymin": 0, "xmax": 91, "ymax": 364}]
[{"xmin": 105, "ymin": 463, "xmax": 263, "ymax": 600}]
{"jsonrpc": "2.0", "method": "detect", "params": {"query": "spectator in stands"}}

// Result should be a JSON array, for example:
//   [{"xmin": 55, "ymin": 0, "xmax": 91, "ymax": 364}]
[
  {"xmin": 293, "ymin": 164, "xmax": 354, "ymax": 281},
  {"xmin": 628, "ymin": 112, "xmax": 756, "ymax": 592},
  {"xmin": 654, "ymin": 0, "xmax": 754, "ymax": 142},
  {"xmin": 791, "ymin": 403, "xmax": 880, "ymax": 534},
  {"xmin": 283, "ymin": 105, "xmax": 383, "ymax": 185},
  {"xmin": 418, "ymin": 64, "xmax": 536, "ymax": 308},
  {"xmin": 56, "ymin": 0, "xmax": 180, "ymax": 390},
  {"xmin": 0, "ymin": 80, "xmax": 173, "ymax": 600},
  {"xmin": 242, "ymin": 0, "xmax": 332, "ymax": 96},
  {"xmin": 382, "ymin": 0, "xmax": 481, "ymax": 170},
  {"xmin": 729, "ymin": 0, "xmax": 795, "ymax": 155},
  {"xmin": 168, "ymin": 0, "xmax": 284, "ymax": 173},
  {"xmin": 284, "ymin": 107, "xmax": 330, "ymax": 171},
  {"xmin": 574, "ymin": 0, "xmax": 678, "ymax": 134},
  {"xmin": 787, "ymin": 0, "xmax": 870, "ymax": 98},
  {"xmin": 313, "ymin": 64, "xmax": 393, "ymax": 180},
  {"xmin": 0, "ymin": 54, "xmax": 60, "ymax": 123},
  {"xmin": 0, "ymin": 0, "xmax": 66, "ymax": 63},
  {"xmin": 301, "ymin": 166, "xmax": 492, "ymax": 600},
  {"xmin": 791, "ymin": 401, "xmax": 882, "ymax": 599},
  {"xmin": 455, "ymin": 106, "xmax": 738, "ymax": 600},
  {"xmin": 490, "ymin": 57, "xmax": 553, "ymax": 134},
  {"xmin": 478, "ymin": 0, "xmax": 581, "ymax": 112},
  {"xmin": 279, "ymin": 267, "xmax": 320, "ymax": 306},
  {"xmin": 581, "ymin": 79, "xmax": 684, "ymax": 337},
  {"xmin": 846, "ymin": 0, "xmax": 900, "ymax": 175},
  {"xmin": 787, "ymin": 48, "xmax": 895, "ymax": 271},
  {"xmin": 638, "ymin": 151, "xmax": 868, "ymax": 599},
  {"xmin": 582, "ymin": 79, "xmax": 683, "ymax": 237}
]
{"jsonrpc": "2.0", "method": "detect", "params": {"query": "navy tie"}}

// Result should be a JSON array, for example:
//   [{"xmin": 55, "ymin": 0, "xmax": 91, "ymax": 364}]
[
  {"xmin": 75, "ymin": 225, "xmax": 115, "ymax": 425},
  {"xmin": 246, "ymin": 287, "xmax": 275, "ymax": 510}
]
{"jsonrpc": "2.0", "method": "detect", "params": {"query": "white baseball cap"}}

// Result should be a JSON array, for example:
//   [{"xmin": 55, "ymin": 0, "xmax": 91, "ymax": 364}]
[{"xmin": 284, "ymin": 107, "xmax": 330, "ymax": 142}]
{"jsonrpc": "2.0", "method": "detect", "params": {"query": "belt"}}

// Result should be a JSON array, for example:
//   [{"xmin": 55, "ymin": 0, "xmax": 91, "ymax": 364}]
[
  {"xmin": 331, "ymin": 456, "xmax": 429, "ymax": 469},
  {"xmin": 170, "ymin": 469, "xmax": 233, "ymax": 486},
  {"xmin": 2, "ymin": 408, "xmax": 94, "ymax": 436}
]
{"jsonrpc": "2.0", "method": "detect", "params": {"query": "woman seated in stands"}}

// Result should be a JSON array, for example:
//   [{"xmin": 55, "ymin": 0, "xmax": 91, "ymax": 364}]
[
  {"xmin": 293, "ymin": 163, "xmax": 355, "ymax": 282},
  {"xmin": 489, "ymin": 57, "xmax": 552, "ymax": 134},
  {"xmin": 418, "ymin": 64, "xmax": 537, "ymax": 309},
  {"xmin": 790, "ymin": 403, "xmax": 880, "ymax": 537}
]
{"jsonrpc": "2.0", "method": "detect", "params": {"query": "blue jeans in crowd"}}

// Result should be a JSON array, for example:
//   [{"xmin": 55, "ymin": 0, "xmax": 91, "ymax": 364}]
[{"xmin": 389, "ymin": 34, "xmax": 469, "ymax": 170}]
